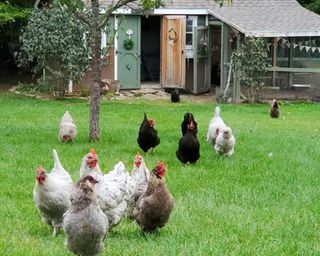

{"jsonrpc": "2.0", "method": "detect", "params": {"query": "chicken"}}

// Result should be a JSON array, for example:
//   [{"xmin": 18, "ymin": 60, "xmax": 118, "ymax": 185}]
[
  {"xmin": 79, "ymin": 148, "xmax": 129, "ymax": 229},
  {"xmin": 270, "ymin": 99, "xmax": 280, "ymax": 118},
  {"xmin": 170, "ymin": 89, "xmax": 180, "ymax": 103},
  {"xmin": 137, "ymin": 113, "xmax": 160, "ymax": 153},
  {"xmin": 176, "ymin": 121, "xmax": 200, "ymax": 164},
  {"xmin": 214, "ymin": 126, "xmax": 236, "ymax": 157},
  {"xmin": 125, "ymin": 153, "xmax": 150, "ymax": 219},
  {"xmin": 33, "ymin": 149, "xmax": 73, "ymax": 237},
  {"xmin": 63, "ymin": 175, "xmax": 109, "ymax": 256},
  {"xmin": 133, "ymin": 162, "xmax": 174, "ymax": 232},
  {"xmin": 181, "ymin": 112, "xmax": 198, "ymax": 136},
  {"xmin": 207, "ymin": 106, "xmax": 227, "ymax": 146},
  {"xmin": 59, "ymin": 111, "xmax": 77, "ymax": 142}
]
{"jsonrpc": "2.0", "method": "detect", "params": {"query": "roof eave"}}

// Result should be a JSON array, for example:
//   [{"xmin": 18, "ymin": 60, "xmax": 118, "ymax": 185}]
[
  {"xmin": 154, "ymin": 8, "xmax": 208, "ymax": 15},
  {"xmin": 246, "ymin": 31, "xmax": 320, "ymax": 37},
  {"xmin": 207, "ymin": 9, "xmax": 246, "ymax": 34}
]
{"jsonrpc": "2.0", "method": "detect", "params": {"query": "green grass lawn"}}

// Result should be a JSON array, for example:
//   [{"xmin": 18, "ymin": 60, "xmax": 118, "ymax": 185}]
[{"xmin": 0, "ymin": 93, "xmax": 320, "ymax": 255}]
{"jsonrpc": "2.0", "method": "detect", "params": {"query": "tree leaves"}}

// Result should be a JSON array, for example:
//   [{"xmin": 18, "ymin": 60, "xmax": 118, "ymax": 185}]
[
  {"xmin": 234, "ymin": 37, "xmax": 271, "ymax": 102},
  {"xmin": 19, "ymin": 1, "xmax": 90, "ymax": 84}
]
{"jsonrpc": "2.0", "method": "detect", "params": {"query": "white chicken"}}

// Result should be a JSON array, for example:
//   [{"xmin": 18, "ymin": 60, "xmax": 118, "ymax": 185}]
[
  {"xmin": 63, "ymin": 175, "xmax": 109, "ymax": 256},
  {"xmin": 125, "ymin": 153, "xmax": 150, "ymax": 219},
  {"xmin": 214, "ymin": 126, "xmax": 236, "ymax": 157},
  {"xmin": 207, "ymin": 106, "xmax": 227, "ymax": 146},
  {"xmin": 79, "ymin": 148, "xmax": 129, "ymax": 229},
  {"xmin": 59, "ymin": 111, "xmax": 77, "ymax": 142},
  {"xmin": 33, "ymin": 149, "xmax": 73, "ymax": 237}
]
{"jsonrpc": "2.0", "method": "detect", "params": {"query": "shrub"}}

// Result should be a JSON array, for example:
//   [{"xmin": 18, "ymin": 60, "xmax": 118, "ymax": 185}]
[{"xmin": 234, "ymin": 37, "xmax": 271, "ymax": 103}]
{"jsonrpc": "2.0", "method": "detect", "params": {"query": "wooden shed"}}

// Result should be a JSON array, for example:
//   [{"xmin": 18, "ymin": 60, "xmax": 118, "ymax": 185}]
[{"xmin": 78, "ymin": 0, "xmax": 320, "ymax": 100}]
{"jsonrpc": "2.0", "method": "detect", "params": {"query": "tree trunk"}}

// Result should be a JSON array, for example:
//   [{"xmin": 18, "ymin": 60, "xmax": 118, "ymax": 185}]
[{"xmin": 89, "ymin": 0, "xmax": 102, "ymax": 141}]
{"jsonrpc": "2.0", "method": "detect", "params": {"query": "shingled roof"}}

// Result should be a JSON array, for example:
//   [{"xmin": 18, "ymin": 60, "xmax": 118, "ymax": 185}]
[
  {"xmin": 209, "ymin": 0, "xmax": 320, "ymax": 37},
  {"xmin": 99, "ymin": 0, "xmax": 320, "ymax": 37}
]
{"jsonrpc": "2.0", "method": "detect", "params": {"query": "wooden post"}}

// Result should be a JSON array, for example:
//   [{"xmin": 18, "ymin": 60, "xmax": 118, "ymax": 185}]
[
  {"xmin": 233, "ymin": 33, "xmax": 241, "ymax": 102},
  {"xmin": 220, "ymin": 23, "xmax": 229, "ymax": 94},
  {"xmin": 288, "ymin": 37, "xmax": 294, "ymax": 87},
  {"xmin": 272, "ymin": 37, "xmax": 277, "ymax": 87},
  {"xmin": 68, "ymin": 80, "xmax": 73, "ymax": 93}
]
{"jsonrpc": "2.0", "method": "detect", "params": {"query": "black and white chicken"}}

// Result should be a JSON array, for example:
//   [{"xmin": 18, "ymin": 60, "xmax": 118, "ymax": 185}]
[
  {"xmin": 270, "ymin": 99, "xmax": 280, "ymax": 118},
  {"xmin": 79, "ymin": 149, "xmax": 129, "ymax": 229},
  {"xmin": 125, "ymin": 153, "xmax": 149, "ymax": 219}
]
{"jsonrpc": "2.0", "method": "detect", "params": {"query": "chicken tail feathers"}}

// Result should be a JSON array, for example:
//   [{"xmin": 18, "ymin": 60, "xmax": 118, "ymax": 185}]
[
  {"xmin": 115, "ymin": 161, "xmax": 126, "ymax": 175},
  {"xmin": 214, "ymin": 106, "xmax": 221, "ymax": 117},
  {"xmin": 52, "ymin": 149, "xmax": 64, "ymax": 172}
]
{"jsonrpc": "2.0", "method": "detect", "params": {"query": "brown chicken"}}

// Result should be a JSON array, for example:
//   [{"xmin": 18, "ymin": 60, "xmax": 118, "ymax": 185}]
[{"xmin": 133, "ymin": 162, "xmax": 174, "ymax": 232}]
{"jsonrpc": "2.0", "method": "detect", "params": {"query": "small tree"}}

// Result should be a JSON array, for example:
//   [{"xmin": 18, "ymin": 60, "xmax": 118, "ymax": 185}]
[
  {"xmin": 19, "ymin": 1, "xmax": 90, "ymax": 97},
  {"xmin": 234, "ymin": 37, "xmax": 270, "ymax": 103}
]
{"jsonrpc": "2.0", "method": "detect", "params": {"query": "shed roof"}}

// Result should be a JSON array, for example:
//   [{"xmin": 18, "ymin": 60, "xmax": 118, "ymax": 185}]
[
  {"xmin": 99, "ymin": 0, "xmax": 320, "ymax": 37},
  {"xmin": 208, "ymin": 0, "xmax": 320, "ymax": 37}
]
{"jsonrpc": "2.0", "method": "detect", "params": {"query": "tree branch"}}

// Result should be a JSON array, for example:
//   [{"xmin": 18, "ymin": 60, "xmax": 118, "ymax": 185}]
[
  {"xmin": 98, "ymin": 0, "xmax": 138, "ymax": 30},
  {"xmin": 75, "ymin": 11, "xmax": 91, "ymax": 26}
]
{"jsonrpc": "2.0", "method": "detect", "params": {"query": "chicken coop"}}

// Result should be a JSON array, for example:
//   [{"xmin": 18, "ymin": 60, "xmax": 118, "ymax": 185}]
[{"xmin": 76, "ymin": 0, "xmax": 320, "ymax": 100}]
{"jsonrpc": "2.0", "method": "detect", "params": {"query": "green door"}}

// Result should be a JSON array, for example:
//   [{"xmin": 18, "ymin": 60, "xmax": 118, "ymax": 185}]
[
  {"xmin": 117, "ymin": 15, "xmax": 141, "ymax": 89},
  {"xmin": 193, "ymin": 26, "xmax": 211, "ymax": 93}
]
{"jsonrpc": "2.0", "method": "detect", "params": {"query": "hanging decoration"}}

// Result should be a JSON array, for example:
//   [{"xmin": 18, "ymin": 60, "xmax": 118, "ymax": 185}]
[
  {"xmin": 168, "ymin": 27, "xmax": 178, "ymax": 46},
  {"xmin": 276, "ymin": 37, "xmax": 320, "ymax": 53},
  {"xmin": 123, "ymin": 29, "xmax": 134, "ymax": 50}
]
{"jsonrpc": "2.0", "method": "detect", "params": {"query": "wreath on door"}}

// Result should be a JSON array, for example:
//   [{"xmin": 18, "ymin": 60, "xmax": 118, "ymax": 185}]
[{"xmin": 123, "ymin": 39, "xmax": 134, "ymax": 50}]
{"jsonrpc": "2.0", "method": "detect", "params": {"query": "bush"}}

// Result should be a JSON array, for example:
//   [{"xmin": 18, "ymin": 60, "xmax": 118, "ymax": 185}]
[
  {"xmin": 234, "ymin": 37, "xmax": 271, "ymax": 103},
  {"xmin": 18, "ymin": 1, "xmax": 90, "ymax": 97}
]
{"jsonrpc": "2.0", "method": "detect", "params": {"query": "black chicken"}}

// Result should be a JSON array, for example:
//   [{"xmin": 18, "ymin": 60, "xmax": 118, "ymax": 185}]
[
  {"xmin": 137, "ymin": 113, "xmax": 160, "ymax": 153},
  {"xmin": 176, "ymin": 121, "xmax": 200, "ymax": 164},
  {"xmin": 270, "ymin": 99, "xmax": 280, "ymax": 118},
  {"xmin": 170, "ymin": 89, "xmax": 180, "ymax": 103},
  {"xmin": 181, "ymin": 112, "xmax": 198, "ymax": 136}
]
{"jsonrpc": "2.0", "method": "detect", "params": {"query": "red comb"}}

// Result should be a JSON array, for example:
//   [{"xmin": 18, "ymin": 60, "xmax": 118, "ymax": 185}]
[
  {"xmin": 90, "ymin": 148, "xmax": 96, "ymax": 156},
  {"xmin": 157, "ymin": 161, "xmax": 165, "ymax": 169}
]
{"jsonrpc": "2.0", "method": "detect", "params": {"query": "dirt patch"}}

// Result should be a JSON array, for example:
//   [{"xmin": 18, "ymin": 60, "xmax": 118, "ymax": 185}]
[
  {"xmin": 260, "ymin": 87, "xmax": 320, "ymax": 102},
  {"xmin": 108, "ymin": 88, "xmax": 215, "ymax": 102},
  {"xmin": 2, "ymin": 70, "xmax": 319, "ymax": 103}
]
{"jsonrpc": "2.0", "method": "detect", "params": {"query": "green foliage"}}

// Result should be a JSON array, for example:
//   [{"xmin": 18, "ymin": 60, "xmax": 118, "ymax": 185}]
[
  {"xmin": 0, "ymin": 2, "xmax": 31, "ymax": 25},
  {"xmin": 16, "ymin": 78, "xmax": 50, "ymax": 94},
  {"xmin": 19, "ymin": 1, "xmax": 90, "ymax": 96},
  {"xmin": 234, "ymin": 37, "xmax": 271, "ymax": 103},
  {"xmin": 214, "ymin": 0, "xmax": 233, "ymax": 7},
  {"xmin": 140, "ymin": 0, "xmax": 164, "ymax": 12},
  {"xmin": 298, "ymin": 0, "xmax": 320, "ymax": 14},
  {"xmin": 123, "ymin": 38, "xmax": 134, "ymax": 50}
]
